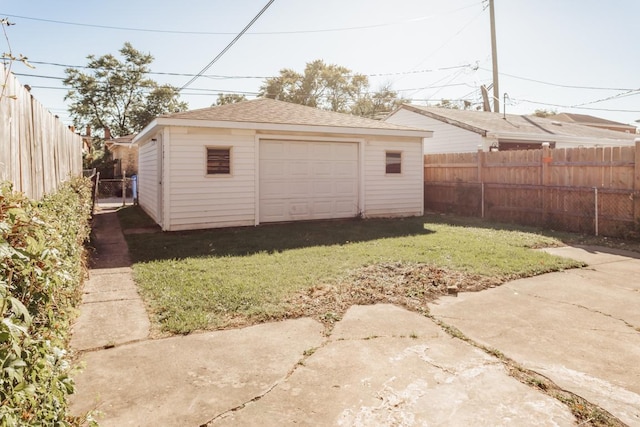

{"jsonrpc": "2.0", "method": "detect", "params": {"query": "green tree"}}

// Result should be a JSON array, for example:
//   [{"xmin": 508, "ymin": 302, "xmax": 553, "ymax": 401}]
[
  {"xmin": 215, "ymin": 93, "xmax": 247, "ymax": 106},
  {"xmin": 433, "ymin": 99, "xmax": 474, "ymax": 110},
  {"xmin": 259, "ymin": 59, "xmax": 401, "ymax": 117},
  {"xmin": 351, "ymin": 82, "xmax": 406, "ymax": 119},
  {"xmin": 63, "ymin": 42, "xmax": 187, "ymax": 138},
  {"xmin": 533, "ymin": 108, "xmax": 557, "ymax": 118}
]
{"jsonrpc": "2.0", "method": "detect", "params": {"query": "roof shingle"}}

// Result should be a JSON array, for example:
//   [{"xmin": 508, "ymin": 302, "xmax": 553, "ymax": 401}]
[
  {"xmin": 397, "ymin": 104, "xmax": 636, "ymax": 141},
  {"xmin": 162, "ymin": 98, "xmax": 424, "ymax": 132}
]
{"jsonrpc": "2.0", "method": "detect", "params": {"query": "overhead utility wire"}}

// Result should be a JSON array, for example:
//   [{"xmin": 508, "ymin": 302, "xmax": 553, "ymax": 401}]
[
  {"xmin": 15, "ymin": 72, "xmax": 478, "ymax": 94},
  {"xmin": 512, "ymin": 98, "xmax": 640, "ymax": 113},
  {"xmin": 479, "ymin": 67, "xmax": 634, "ymax": 91},
  {"xmin": 0, "ymin": 4, "xmax": 480, "ymax": 35},
  {"xmin": 24, "ymin": 85, "xmax": 261, "ymax": 96},
  {"xmin": 181, "ymin": 0, "xmax": 276, "ymax": 90},
  {"xmin": 571, "ymin": 89, "xmax": 640, "ymax": 107},
  {"xmin": 26, "ymin": 60, "xmax": 471, "ymax": 79}
]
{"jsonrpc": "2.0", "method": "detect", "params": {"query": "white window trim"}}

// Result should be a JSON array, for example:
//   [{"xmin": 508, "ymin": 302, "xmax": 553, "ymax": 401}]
[
  {"xmin": 385, "ymin": 150, "xmax": 403, "ymax": 175},
  {"xmin": 205, "ymin": 146, "xmax": 232, "ymax": 177}
]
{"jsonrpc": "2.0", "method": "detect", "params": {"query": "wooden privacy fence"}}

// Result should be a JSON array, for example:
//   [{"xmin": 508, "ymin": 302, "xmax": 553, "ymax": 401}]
[
  {"xmin": 0, "ymin": 65, "xmax": 82, "ymax": 199},
  {"xmin": 424, "ymin": 141, "xmax": 640, "ymax": 238}
]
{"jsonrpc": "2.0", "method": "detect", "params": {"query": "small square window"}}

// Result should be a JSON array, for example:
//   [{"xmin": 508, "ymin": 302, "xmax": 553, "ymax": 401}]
[
  {"xmin": 207, "ymin": 148, "xmax": 230, "ymax": 175},
  {"xmin": 385, "ymin": 151, "xmax": 401, "ymax": 174}
]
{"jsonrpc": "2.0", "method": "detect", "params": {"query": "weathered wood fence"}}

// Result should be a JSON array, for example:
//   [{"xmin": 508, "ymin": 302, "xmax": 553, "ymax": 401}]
[
  {"xmin": 424, "ymin": 141, "xmax": 640, "ymax": 238},
  {"xmin": 0, "ymin": 65, "xmax": 82, "ymax": 199}
]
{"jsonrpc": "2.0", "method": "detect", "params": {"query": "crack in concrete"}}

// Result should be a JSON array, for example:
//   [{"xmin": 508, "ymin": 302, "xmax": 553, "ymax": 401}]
[
  {"xmin": 429, "ymin": 315, "xmax": 627, "ymax": 427},
  {"xmin": 73, "ymin": 337, "xmax": 151, "ymax": 355},
  {"xmin": 503, "ymin": 285, "xmax": 639, "ymax": 331},
  {"xmin": 81, "ymin": 297, "xmax": 142, "ymax": 304},
  {"xmin": 201, "ymin": 333, "xmax": 331, "ymax": 426},
  {"xmin": 569, "ymin": 268, "xmax": 640, "ymax": 293}
]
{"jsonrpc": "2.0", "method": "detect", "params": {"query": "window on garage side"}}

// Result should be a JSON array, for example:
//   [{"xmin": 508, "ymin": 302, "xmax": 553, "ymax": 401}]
[
  {"xmin": 385, "ymin": 151, "xmax": 402, "ymax": 174},
  {"xmin": 206, "ymin": 147, "xmax": 231, "ymax": 175}
]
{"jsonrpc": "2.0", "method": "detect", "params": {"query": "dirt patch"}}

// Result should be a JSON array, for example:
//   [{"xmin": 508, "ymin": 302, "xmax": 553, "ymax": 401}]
[{"xmin": 284, "ymin": 262, "xmax": 505, "ymax": 327}]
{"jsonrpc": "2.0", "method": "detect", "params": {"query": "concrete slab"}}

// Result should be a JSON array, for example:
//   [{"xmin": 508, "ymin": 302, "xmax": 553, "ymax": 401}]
[
  {"xmin": 71, "ymin": 211, "xmax": 150, "ymax": 351},
  {"xmin": 332, "ymin": 304, "xmax": 441, "ymax": 341},
  {"xmin": 70, "ymin": 318, "xmax": 324, "ymax": 427},
  {"xmin": 507, "ymin": 270, "xmax": 640, "ymax": 327},
  {"xmin": 82, "ymin": 269, "xmax": 138, "ymax": 293},
  {"xmin": 212, "ymin": 305, "xmax": 575, "ymax": 426},
  {"xmin": 70, "ymin": 291, "xmax": 150, "ymax": 351},
  {"xmin": 429, "ymin": 263, "xmax": 640, "ymax": 425},
  {"xmin": 542, "ymin": 245, "xmax": 640, "ymax": 266}
]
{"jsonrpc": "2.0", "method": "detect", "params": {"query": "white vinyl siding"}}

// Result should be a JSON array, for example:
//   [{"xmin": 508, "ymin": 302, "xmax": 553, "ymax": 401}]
[
  {"xmin": 138, "ymin": 139, "xmax": 160, "ymax": 223},
  {"xmin": 137, "ymin": 125, "xmax": 426, "ymax": 230},
  {"xmin": 165, "ymin": 127, "xmax": 256, "ymax": 230},
  {"xmin": 363, "ymin": 138, "xmax": 423, "ymax": 217},
  {"xmin": 385, "ymin": 109, "xmax": 483, "ymax": 153},
  {"xmin": 259, "ymin": 140, "xmax": 359, "ymax": 222}
]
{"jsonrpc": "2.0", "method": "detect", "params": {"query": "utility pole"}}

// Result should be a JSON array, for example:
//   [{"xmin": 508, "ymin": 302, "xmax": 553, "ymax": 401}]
[{"xmin": 489, "ymin": 0, "xmax": 500, "ymax": 113}]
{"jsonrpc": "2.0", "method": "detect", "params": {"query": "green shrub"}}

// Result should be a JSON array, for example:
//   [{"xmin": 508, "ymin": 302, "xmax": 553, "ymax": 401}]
[{"xmin": 0, "ymin": 178, "xmax": 93, "ymax": 426}]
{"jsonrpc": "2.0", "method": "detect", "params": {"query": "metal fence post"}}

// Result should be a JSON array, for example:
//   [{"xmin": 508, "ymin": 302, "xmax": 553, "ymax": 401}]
[
  {"xmin": 594, "ymin": 187, "xmax": 599, "ymax": 236},
  {"xmin": 122, "ymin": 170, "xmax": 126, "ymax": 207},
  {"xmin": 481, "ymin": 182, "xmax": 485, "ymax": 218}
]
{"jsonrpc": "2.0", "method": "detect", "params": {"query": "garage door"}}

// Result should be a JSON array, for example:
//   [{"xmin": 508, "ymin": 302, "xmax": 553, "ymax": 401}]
[{"xmin": 259, "ymin": 140, "xmax": 359, "ymax": 223}]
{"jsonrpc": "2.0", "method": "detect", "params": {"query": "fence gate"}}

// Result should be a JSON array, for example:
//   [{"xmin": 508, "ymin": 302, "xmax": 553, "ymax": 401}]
[{"xmin": 97, "ymin": 177, "xmax": 133, "ymax": 201}]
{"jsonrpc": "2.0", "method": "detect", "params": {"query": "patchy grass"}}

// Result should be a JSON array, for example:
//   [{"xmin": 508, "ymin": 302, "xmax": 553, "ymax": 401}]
[
  {"xmin": 116, "ymin": 205, "xmax": 159, "ymax": 231},
  {"xmin": 123, "ymin": 215, "xmax": 581, "ymax": 334},
  {"xmin": 425, "ymin": 213, "xmax": 640, "ymax": 254}
]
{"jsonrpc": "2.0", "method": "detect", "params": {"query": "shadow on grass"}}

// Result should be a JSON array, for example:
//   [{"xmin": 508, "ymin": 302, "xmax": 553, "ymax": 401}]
[
  {"xmin": 124, "ymin": 216, "xmax": 435, "ymax": 263},
  {"xmin": 424, "ymin": 212, "xmax": 640, "ymax": 256}
]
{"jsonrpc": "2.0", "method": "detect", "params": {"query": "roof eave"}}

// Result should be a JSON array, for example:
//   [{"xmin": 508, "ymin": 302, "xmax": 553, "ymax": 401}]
[
  {"xmin": 490, "ymin": 131, "xmax": 636, "ymax": 145},
  {"xmin": 399, "ymin": 104, "xmax": 488, "ymax": 136},
  {"xmin": 144, "ymin": 117, "xmax": 433, "ymax": 138},
  {"xmin": 132, "ymin": 118, "xmax": 160, "ymax": 144}
]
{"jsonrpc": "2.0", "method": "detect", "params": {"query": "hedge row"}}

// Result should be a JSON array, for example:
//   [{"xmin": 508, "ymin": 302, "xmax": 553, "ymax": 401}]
[{"xmin": 0, "ymin": 178, "xmax": 93, "ymax": 426}]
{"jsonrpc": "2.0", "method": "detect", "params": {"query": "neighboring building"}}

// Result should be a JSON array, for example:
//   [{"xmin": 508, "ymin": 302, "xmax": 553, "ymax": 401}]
[
  {"xmin": 133, "ymin": 98, "xmax": 432, "ymax": 231},
  {"xmin": 105, "ymin": 134, "xmax": 138, "ymax": 177},
  {"xmin": 547, "ymin": 113, "xmax": 637, "ymax": 134},
  {"xmin": 384, "ymin": 104, "xmax": 637, "ymax": 153}
]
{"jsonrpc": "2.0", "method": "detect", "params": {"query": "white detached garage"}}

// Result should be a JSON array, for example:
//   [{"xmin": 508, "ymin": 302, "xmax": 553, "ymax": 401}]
[{"xmin": 134, "ymin": 98, "xmax": 432, "ymax": 231}]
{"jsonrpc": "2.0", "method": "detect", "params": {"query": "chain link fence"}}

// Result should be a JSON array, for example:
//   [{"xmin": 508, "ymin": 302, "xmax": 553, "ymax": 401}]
[{"xmin": 96, "ymin": 177, "xmax": 135, "ymax": 206}]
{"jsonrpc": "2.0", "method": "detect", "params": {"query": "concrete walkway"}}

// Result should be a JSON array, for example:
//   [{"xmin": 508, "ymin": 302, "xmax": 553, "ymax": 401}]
[
  {"xmin": 70, "ymin": 205, "xmax": 149, "ymax": 352},
  {"xmin": 69, "ymin": 211, "xmax": 640, "ymax": 426}
]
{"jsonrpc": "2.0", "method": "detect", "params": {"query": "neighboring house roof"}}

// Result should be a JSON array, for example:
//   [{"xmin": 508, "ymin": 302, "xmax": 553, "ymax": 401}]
[
  {"xmin": 135, "ymin": 98, "xmax": 432, "ymax": 142},
  {"xmin": 547, "ymin": 113, "xmax": 637, "ymax": 133},
  {"xmin": 390, "ymin": 104, "xmax": 636, "ymax": 143},
  {"xmin": 105, "ymin": 134, "xmax": 136, "ymax": 150}
]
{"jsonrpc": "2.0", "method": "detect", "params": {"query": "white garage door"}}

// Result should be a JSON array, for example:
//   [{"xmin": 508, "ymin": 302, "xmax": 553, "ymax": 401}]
[{"xmin": 259, "ymin": 140, "xmax": 359, "ymax": 223}]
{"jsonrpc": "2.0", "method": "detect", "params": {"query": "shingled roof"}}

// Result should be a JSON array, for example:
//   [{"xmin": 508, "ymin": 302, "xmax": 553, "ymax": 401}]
[
  {"xmin": 547, "ymin": 112, "xmax": 637, "ymax": 133},
  {"xmin": 160, "ymin": 98, "xmax": 426, "ymax": 132},
  {"xmin": 395, "ymin": 104, "xmax": 636, "ymax": 141}
]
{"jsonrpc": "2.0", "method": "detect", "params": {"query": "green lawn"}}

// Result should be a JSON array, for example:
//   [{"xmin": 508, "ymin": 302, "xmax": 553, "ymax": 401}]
[{"xmin": 119, "ymin": 207, "xmax": 582, "ymax": 334}]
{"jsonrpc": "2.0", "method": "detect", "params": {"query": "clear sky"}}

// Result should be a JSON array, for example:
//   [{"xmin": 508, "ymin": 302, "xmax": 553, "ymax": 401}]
[{"xmin": 3, "ymin": 0, "xmax": 639, "ymax": 129}]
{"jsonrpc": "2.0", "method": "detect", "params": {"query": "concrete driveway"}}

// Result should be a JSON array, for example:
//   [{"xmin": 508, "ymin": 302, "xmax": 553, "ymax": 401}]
[
  {"xmin": 429, "ymin": 246, "xmax": 640, "ymax": 426},
  {"xmin": 69, "ymin": 210, "xmax": 639, "ymax": 426}
]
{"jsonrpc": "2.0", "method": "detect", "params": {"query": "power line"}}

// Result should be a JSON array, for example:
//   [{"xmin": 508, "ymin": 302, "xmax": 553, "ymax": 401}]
[
  {"xmin": 397, "ymin": 82, "xmax": 473, "ymax": 93},
  {"xmin": 479, "ymin": 67, "xmax": 635, "ymax": 91},
  {"xmin": 180, "ymin": 0, "xmax": 276, "ymax": 90},
  {"xmin": 26, "ymin": 59, "xmax": 472, "ymax": 79},
  {"xmin": 25, "ymin": 84, "xmax": 260, "ymax": 96},
  {"xmin": 571, "ymin": 89, "xmax": 640, "ymax": 107},
  {"xmin": 0, "ymin": 4, "xmax": 481, "ymax": 35},
  {"xmin": 512, "ymin": 98, "xmax": 640, "ymax": 113},
  {"xmin": 14, "ymin": 72, "xmax": 64, "ymax": 80},
  {"xmin": 398, "ymin": 8, "xmax": 485, "ymax": 84}
]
